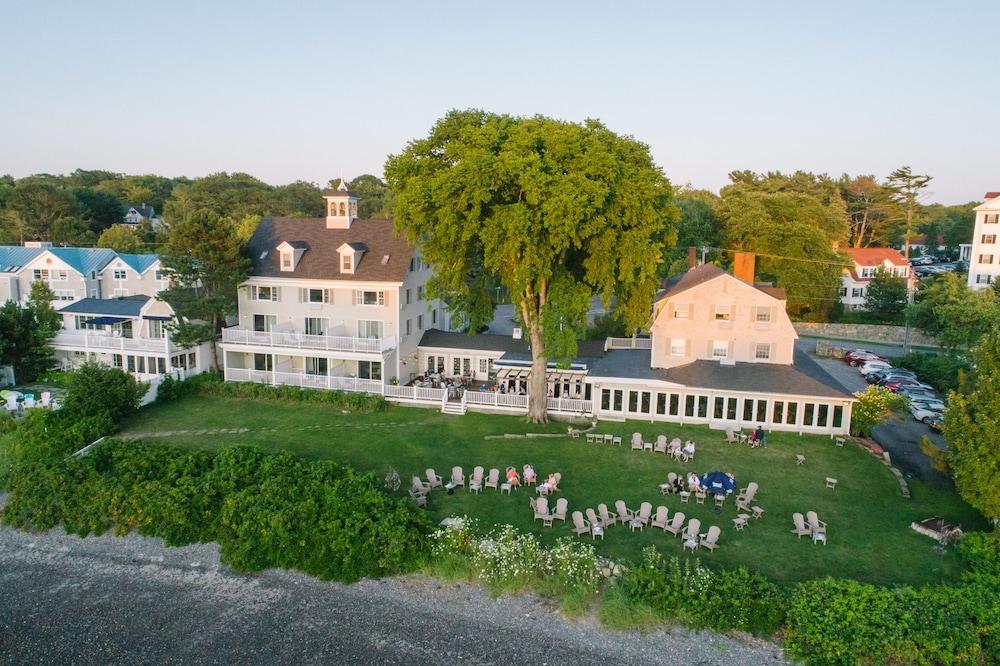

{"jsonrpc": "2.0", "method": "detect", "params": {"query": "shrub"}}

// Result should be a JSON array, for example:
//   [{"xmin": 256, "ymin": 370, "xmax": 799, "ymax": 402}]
[
  {"xmin": 154, "ymin": 374, "xmax": 193, "ymax": 403},
  {"xmin": 892, "ymin": 351, "xmax": 970, "ymax": 393},
  {"xmin": 62, "ymin": 361, "xmax": 147, "ymax": 423},
  {"xmin": 472, "ymin": 524, "xmax": 544, "ymax": 595},
  {"xmin": 540, "ymin": 537, "xmax": 602, "ymax": 612},
  {"xmin": 1, "ymin": 440, "xmax": 433, "ymax": 583},
  {"xmin": 165, "ymin": 373, "xmax": 388, "ymax": 412},
  {"xmin": 425, "ymin": 516, "xmax": 478, "ymax": 580},
  {"xmin": 696, "ymin": 567, "xmax": 786, "ymax": 636},
  {"xmin": 617, "ymin": 547, "xmax": 712, "ymax": 624},
  {"xmin": 850, "ymin": 384, "xmax": 908, "ymax": 437}
]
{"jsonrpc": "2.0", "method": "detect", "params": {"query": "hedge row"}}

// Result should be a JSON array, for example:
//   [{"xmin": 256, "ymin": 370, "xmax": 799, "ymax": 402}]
[
  {"xmin": 156, "ymin": 372, "xmax": 388, "ymax": 412},
  {"xmin": 1, "ymin": 440, "xmax": 432, "ymax": 582},
  {"xmin": 891, "ymin": 351, "xmax": 970, "ymax": 394}
]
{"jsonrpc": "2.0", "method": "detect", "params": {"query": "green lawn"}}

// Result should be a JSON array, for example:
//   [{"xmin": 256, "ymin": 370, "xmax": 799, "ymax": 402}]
[{"xmin": 121, "ymin": 395, "xmax": 986, "ymax": 587}]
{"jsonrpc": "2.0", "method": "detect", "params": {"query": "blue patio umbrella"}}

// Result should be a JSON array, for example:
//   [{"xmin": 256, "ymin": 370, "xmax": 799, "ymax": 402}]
[{"xmin": 700, "ymin": 471, "xmax": 736, "ymax": 495}]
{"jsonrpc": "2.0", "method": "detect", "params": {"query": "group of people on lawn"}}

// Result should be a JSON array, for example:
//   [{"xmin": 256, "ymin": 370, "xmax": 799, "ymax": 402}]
[
  {"xmin": 505, "ymin": 464, "xmax": 558, "ymax": 492},
  {"xmin": 663, "ymin": 470, "xmax": 737, "ymax": 495}
]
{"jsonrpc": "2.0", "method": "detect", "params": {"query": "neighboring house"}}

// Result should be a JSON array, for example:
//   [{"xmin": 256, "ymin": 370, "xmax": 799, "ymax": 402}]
[
  {"xmin": 967, "ymin": 191, "xmax": 1000, "ymax": 290},
  {"xmin": 838, "ymin": 247, "xmax": 912, "ymax": 310},
  {"xmin": 901, "ymin": 233, "xmax": 945, "ymax": 256},
  {"xmin": 0, "ymin": 244, "xmax": 164, "ymax": 308},
  {"xmin": 122, "ymin": 204, "xmax": 162, "ymax": 228},
  {"xmin": 405, "ymin": 252, "xmax": 854, "ymax": 434},
  {"xmin": 959, "ymin": 243, "xmax": 973, "ymax": 263},
  {"xmin": 53, "ymin": 295, "xmax": 211, "ymax": 380},
  {"xmin": 219, "ymin": 180, "xmax": 449, "ymax": 391}
]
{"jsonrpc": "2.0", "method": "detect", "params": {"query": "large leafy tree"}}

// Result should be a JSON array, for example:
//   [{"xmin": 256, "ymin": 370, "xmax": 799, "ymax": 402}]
[
  {"xmin": 0, "ymin": 281, "xmax": 62, "ymax": 381},
  {"xmin": 863, "ymin": 268, "xmax": 908, "ymax": 318},
  {"xmin": 945, "ymin": 333, "xmax": 1000, "ymax": 519},
  {"xmin": 96, "ymin": 225, "xmax": 146, "ymax": 253},
  {"xmin": 159, "ymin": 210, "xmax": 249, "ymax": 371},
  {"xmin": 386, "ymin": 110, "xmax": 677, "ymax": 421},
  {"xmin": 839, "ymin": 175, "xmax": 895, "ymax": 247},
  {"xmin": 910, "ymin": 273, "xmax": 1000, "ymax": 350}
]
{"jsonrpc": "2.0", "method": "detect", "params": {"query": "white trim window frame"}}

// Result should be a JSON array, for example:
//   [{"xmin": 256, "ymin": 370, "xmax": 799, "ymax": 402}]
[
  {"xmin": 251, "ymin": 285, "xmax": 280, "ymax": 302},
  {"xmin": 714, "ymin": 305, "xmax": 731, "ymax": 321},
  {"xmin": 754, "ymin": 343, "xmax": 771, "ymax": 360},
  {"xmin": 712, "ymin": 340, "xmax": 728, "ymax": 359},
  {"xmin": 354, "ymin": 290, "xmax": 385, "ymax": 306},
  {"xmin": 670, "ymin": 338, "xmax": 685, "ymax": 356},
  {"xmin": 113, "ymin": 269, "xmax": 127, "ymax": 280},
  {"xmin": 357, "ymin": 319, "xmax": 383, "ymax": 339}
]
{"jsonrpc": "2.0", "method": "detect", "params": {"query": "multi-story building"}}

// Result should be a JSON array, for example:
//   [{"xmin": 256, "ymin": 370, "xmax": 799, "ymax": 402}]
[
  {"xmin": 967, "ymin": 191, "xmax": 1000, "ymax": 290},
  {"xmin": 0, "ymin": 244, "xmax": 165, "ymax": 307},
  {"xmin": 52, "ymin": 295, "xmax": 212, "ymax": 380},
  {"xmin": 122, "ymin": 204, "xmax": 162, "ymax": 228},
  {"xmin": 220, "ymin": 181, "xmax": 449, "ymax": 391},
  {"xmin": 838, "ymin": 247, "xmax": 912, "ymax": 309}
]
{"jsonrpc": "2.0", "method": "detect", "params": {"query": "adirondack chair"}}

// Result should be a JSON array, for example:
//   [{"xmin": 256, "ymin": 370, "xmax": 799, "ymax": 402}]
[
  {"xmin": 552, "ymin": 498, "xmax": 569, "ymax": 522},
  {"xmin": 425, "ymin": 468, "xmax": 443, "ymax": 489},
  {"xmin": 484, "ymin": 468, "xmax": 500, "ymax": 490},
  {"xmin": 650, "ymin": 505, "xmax": 670, "ymax": 530},
  {"xmin": 598, "ymin": 503, "xmax": 618, "ymax": 527},
  {"xmin": 571, "ymin": 511, "xmax": 590, "ymax": 536},
  {"xmin": 791, "ymin": 512, "xmax": 811, "ymax": 538},
  {"xmin": 700, "ymin": 526, "xmax": 722, "ymax": 552},
  {"xmin": 664, "ymin": 512, "xmax": 685, "ymax": 536}
]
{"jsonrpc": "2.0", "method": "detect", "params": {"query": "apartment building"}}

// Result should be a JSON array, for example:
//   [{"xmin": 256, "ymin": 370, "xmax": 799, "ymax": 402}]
[
  {"xmin": 0, "ymin": 244, "xmax": 165, "ymax": 307},
  {"xmin": 220, "ymin": 181, "xmax": 448, "ymax": 391},
  {"xmin": 838, "ymin": 247, "xmax": 912, "ymax": 309},
  {"xmin": 53, "ymin": 295, "xmax": 212, "ymax": 380},
  {"xmin": 967, "ymin": 191, "xmax": 1000, "ymax": 290}
]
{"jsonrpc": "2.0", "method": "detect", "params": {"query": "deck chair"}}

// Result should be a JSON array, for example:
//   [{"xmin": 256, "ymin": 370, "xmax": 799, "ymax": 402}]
[
  {"xmin": 584, "ymin": 508, "xmax": 605, "ymax": 540},
  {"xmin": 724, "ymin": 428, "xmax": 738, "ymax": 444},
  {"xmin": 654, "ymin": 435, "xmax": 668, "ymax": 454},
  {"xmin": 523, "ymin": 465, "xmax": 537, "ymax": 486},
  {"xmin": 586, "ymin": 507, "xmax": 601, "ymax": 527},
  {"xmin": 408, "ymin": 490, "xmax": 427, "ymax": 507},
  {"xmin": 425, "ymin": 468, "xmax": 443, "ymax": 489},
  {"xmin": 737, "ymin": 482, "xmax": 759, "ymax": 504},
  {"xmin": 40, "ymin": 391, "xmax": 51, "ymax": 408},
  {"xmin": 630, "ymin": 432, "xmax": 643, "ymax": 451},
  {"xmin": 586, "ymin": 433, "xmax": 596, "ymax": 444},
  {"xmin": 598, "ymin": 503, "xmax": 618, "ymax": 527},
  {"xmin": 791, "ymin": 512, "xmax": 811, "ymax": 538},
  {"xmin": 651, "ymin": 505, "xmax": 670, "ymax": 530},
  {"xmin": 552, "ymin": 472, "xmax": 562, "ymax": 491},
  {"xmin": 552, "ymin": 498, "xmax": 569, "ymax": 522},
  {"xmin": 700, "ymin": 526, "xmax": 721, "ymax": 551},
  {"xmin": 533, "ymin": 497, "xmax": 551, "ymax": 522},
  {"xmin": 469, "ymin": 466, "xmax": 484, "ymax": 487},
  {"xmin": 614, "ymin": 500, "xmax": 635, "ymax": 521},
  {"xmin": 680, "ymin": 518, "xmax": 701, "ymax": 542},
  {"xmin": 636, "ymin": 502, "xmax": 653, "ymax": 526},
  {"xmin": 660, "ymin": 471, "xmax": 678, "ymax": 495},
  {"xmin": 806, "ymin": 511, "xmax": 827, "ymax": 538},
  {"xmin": 450, "ymin": 466, "xmax": 465, "ymax": 487},
  {"xmin": 485, "ymin": 468, "xmax": 500, "ymax": 490},
  {"xmin": 664, "ymin": 512, "xmax": 685, "ymax": 536},
  {"xmin": 571, "ymin": 511, "xmax": 590, "ymax": 536},
  {"xmin": 412, "ymin": 476, "xmax": 430, "ymax": 494}
]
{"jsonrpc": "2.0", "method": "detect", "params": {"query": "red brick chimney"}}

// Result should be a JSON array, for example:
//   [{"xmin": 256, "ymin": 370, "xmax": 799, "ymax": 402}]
[
  {"xmin": 733, "ymin": 251, "xmax": 755, "ymax": 285},
  {"xmin": 687, "ymin": 246, "xmax": 697, "ymax": 270}
]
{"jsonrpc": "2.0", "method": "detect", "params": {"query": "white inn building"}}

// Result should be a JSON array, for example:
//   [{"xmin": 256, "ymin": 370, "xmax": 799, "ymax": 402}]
[{"xmin": 967, "ymin": 191, "xmax": 1000, "ymax": 290}]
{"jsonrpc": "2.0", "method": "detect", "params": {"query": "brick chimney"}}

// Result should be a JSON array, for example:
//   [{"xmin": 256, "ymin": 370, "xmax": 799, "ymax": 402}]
[
  {"xmin": 733, "ymin": 251, "xmax": 755, "ymax": 285},
  {"xmin": 687, "ymin": 246, "xmax": 697, "ymax": 270}
]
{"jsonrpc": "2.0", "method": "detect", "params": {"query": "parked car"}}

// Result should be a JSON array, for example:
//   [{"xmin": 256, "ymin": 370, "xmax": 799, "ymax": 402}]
[
  {"xmin": 859, "ymin": 360, "xmax": 893, "ymax": 376},
  {"xmin": 910, "ymin": 404, "xmax": 942, "ymax": 424},
  {"xmin": 910, "ymin": 256, "xmax": 935, "ymax": 266},
  {"xmin": 867, "ymin": 369, "xmax": 916, "ymax": 384},
  {"xmin": 909, "ymin": 397, "xmax": 946, "ymax": 412},
  {"xmin": 884, "ymin": 378, "xmax": 934, "ymax": 393},
  {"xmin": 845, "ymin": 350, "xmax": 882, "ymax": 366},
  {"xmin": 897, "ymin": 385, "xmax": 940, "ymax": 400}
]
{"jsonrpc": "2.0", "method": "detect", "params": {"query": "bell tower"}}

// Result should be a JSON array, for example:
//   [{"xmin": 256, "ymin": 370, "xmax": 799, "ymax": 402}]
[{"xmin": 324, "ymin": 178, "xmax": 359, "ymax": 229}]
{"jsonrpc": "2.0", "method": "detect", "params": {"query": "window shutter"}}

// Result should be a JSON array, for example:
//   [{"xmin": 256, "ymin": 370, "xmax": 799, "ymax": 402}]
[
  {"xmin": 352, "ymin": 290, "xmax": 359, "ymax": 305},
  {"xmin": 250, "ymin": 285, "xmax": 257, "ymax": 300},
  {"xmin": 299, "ymin": 288, "xmax": 306, "ymax": 303},
  {"xmin": 274, "ymin": 287, "xmax": 281, "ymax": 302},
  {"xmin": 323, "ymin": 289, "xmax": 330, "ymax": 304}
]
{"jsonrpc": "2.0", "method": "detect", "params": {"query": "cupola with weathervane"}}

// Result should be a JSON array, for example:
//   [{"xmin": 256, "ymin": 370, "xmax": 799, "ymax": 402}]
[{"xmin": 324, "ymin": 178, "xmax": 359, "ymax": 229}]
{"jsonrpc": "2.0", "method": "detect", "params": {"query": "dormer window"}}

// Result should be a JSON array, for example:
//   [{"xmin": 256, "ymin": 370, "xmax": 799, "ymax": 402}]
[
  {"xmin": 282, "ymin": 253, "xmax": 293, "ymax": 270},
  {"xmin": 336, "ymin": 242, "xmax": 367, "ymax": 275},
  {"xmin": 276, "ymin": 240, "xmax": 308, "ymax": 272},
  {"xmin": 342, "ymin": 254, "xmax": 353, "ymax": 272}
]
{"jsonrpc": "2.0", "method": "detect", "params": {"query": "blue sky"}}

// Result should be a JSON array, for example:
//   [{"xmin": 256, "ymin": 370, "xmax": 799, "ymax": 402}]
[{"xmin": 1, "ymin": 1, "xmax": 997, "ymax": 203}]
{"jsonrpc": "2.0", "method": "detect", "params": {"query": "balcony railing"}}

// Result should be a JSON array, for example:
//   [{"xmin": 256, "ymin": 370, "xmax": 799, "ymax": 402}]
[
  {"xmin": 54, "ymin": 331, "xmax": 172, "ymax": 353},
  {"xmin": 604, "ymin": 337, "xmax": 653, "ymax": 351},
  {"xmin": 221, "ymin": 328, "xmax": 395, "ymax": 354},
  {"xmin": 225, "ymin": 367, "xmax": 384, "ymax": 393}
]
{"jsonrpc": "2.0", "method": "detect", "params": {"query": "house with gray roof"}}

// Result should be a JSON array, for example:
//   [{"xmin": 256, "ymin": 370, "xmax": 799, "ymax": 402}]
[{"xmin": 122, "ymin": 204, "xmax": 162, "ymax": 228}]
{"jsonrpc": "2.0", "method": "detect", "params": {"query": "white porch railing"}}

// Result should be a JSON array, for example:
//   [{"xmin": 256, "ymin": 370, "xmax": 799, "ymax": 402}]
[
  {"xmin": 547, "ymin": 397, "xmax": 591, "ymax": 413},
  {"xmin": 222, "ymin": 327, "xmax": 395, "ymax": 354},
  {"xmin": 54, "ymin": 331, "xmax": 172, "ymax": 353},
  {"xmin": 464, "ymin": 391, "xmax": 530, "ymax": 409},
  {"xmin": 225, "ymin": 367, "xmax": 383, "ymax": 394},
  {"xmin": 604, "ymin": 336, "xmax": 653, "ymax": 351},
  {"xmin": 384, "ymin": 384, "xmax": 447, "ymax": 403}
]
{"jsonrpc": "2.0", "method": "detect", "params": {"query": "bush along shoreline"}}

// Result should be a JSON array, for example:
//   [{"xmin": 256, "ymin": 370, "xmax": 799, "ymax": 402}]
[{"xmin": 1, "ymin": 364, "xmax": 998, "ymax": 663}]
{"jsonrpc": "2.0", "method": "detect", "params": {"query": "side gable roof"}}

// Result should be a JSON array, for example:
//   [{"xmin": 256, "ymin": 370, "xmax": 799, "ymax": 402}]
[
  {"xmin": 656, "ymin": 264, "xmax": 786, "ymax": 303},
  {"xmin": 247, "ymin": 218, "xmax": 414, "ymax": 282},
  {"xmin": 0, "ymin": 246, "xmax": 43, "ymax": 272},
  {"xmin": 46, "ymin": 248, "xmax": 118, "ymax": 275},
  {"xmin": 843, "ymin": 247, "xmax": 908, "ymax": 268},
  {"xmin": 115, "ymin": 253, "xmax": 160, "ymax": 274},
  {"xmin": 60, "ymin": 295, "xmax": 151, "ymax": 316}
]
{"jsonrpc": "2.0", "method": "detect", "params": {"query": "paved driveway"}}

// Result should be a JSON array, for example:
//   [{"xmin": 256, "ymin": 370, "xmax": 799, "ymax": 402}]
[{"xmin": 794, "ymin": 339, "xmax": 948, "ymax": 484}]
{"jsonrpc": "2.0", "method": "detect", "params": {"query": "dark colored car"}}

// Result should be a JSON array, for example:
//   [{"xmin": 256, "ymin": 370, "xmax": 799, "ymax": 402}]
[
  {"xmin": 883, "ymin": 378, "xmax": 934, "ymax": 392},
  {"xmin": 844, "ymin": 350, "xmax": 881, "ymax": 366},
  {"xmin": 867, "ymin": 369, "xmax": 916, "ymax": 384}
]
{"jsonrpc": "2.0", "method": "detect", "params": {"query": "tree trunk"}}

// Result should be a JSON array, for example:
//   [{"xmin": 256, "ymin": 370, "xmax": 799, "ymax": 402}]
[
  {"xmin": 209, "ymin": 312, "xmax": 220, "ymax": 372},
  {"xmin": 527, "ymin": 321, "xmax": 548, "ymax": 423}
]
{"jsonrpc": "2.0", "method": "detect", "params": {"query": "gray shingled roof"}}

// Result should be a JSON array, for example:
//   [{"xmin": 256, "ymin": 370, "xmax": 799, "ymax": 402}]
[
  {"xmin": 657, "ymin": 264, "xmax": 786, "ymax": 301},
  {"xmin": 247, "ymin": 218, "xmax": 413, "ymax": 282},
  {"xmin": 417, "ymin": 329, "xmax": 606, "ymax": 359},
  {"xmin": 588, "ymin": 348, "xmax": 853, "ymax": 399},
  {"xmin": 59, "ymin": 295, "xmax": 151, "ymax": 316}
]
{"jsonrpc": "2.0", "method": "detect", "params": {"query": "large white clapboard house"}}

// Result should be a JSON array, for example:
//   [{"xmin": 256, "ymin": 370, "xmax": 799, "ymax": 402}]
[{"xmin": 221, "ymin": 184, "xmax": 854, "ymax": 435}]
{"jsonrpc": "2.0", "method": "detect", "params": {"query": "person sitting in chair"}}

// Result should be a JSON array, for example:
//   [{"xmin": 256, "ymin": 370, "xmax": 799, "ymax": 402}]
[
  {"xmin": 687, "ymin": 472, "xmax": 701, "ymax": 492},
  {"xmin": 505, "ymin": 466, "xmax": 521, "ymax": 487},
  {"xmin": 683, "ymin": 440, "xmax": 696, "ymax": 460},
  {"xmin": 523, "ymin": 464, "xmax": 537, "ymax": 485},
  {"xmin": 546, "ymin": 473, "xmax": 559, "ymax": 492},
  {"xmin": 672, "ymin": 476, "xmax": 685, "ymax": 494}
]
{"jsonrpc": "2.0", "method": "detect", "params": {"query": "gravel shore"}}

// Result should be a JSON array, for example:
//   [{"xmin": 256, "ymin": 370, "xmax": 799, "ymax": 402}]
[{"xmin": 0, "ymin": 515, "xmax": 787, "ymax": 665}]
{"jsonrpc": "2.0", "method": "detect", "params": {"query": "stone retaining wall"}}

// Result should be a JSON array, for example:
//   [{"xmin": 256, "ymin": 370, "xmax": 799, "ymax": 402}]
[{"xmin": 794, "ymin": 322, "xmax": 938, "ymax": 347}]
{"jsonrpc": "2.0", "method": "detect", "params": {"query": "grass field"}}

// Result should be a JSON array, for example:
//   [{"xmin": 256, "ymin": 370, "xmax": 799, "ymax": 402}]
[{"xmin": 120, "ymin": 395, "xmax": 987, "ymax": 587}]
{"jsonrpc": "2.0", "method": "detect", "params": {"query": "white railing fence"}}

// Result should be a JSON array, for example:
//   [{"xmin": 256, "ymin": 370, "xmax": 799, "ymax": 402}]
[
  {"xmin": 604, "ymin": 336, "xmax": 653, "ymax": 351},
  {"xmin": 55, "ymin": 331, "xmax": 171, "ymax": 353},
  {"xmin": 221, "ymin": 327, "xmax": 395, "ymax": 354}
]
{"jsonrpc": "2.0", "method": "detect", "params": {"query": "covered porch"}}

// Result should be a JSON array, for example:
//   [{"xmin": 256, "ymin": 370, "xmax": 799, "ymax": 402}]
[{"xmin": 222, "ymin": 350, "xmax": 386, "ymax": 393}]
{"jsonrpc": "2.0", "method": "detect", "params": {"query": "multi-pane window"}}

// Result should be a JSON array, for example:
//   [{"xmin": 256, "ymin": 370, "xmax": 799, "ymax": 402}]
[
  {"xmin": 670, "ymin": 338, "xmax": 685, "ymax": 356},
  {"xmin": 253, "ymin": 314, "xmax": 277, "ymax": 332},
  {"xmin": 838, "ymin": 287, "xmax": 848, "ymax": 297},
  {"xmin": 254, "ymin": 353, "xmax": 272, "ymax": 372},
  {"xmin": 341, "ymin": 255, "xmax": 352, "ymax": 271},
  {"xmin": 979, "ymin": 254, "xmax": 994, "ymax": 264},
  {"xmin": 712, "ymin": 340, "xmax": 728, "ymax": 358},
  {"xmin": 755, "ymin": 343, "xmax": 770, "ymax": 360},
  {"xmin": 32, "ymin": 269, "xmax": 48, "ymax": 280},
  {"xmin": 714, "ymin": 305, "xmax": 731, "ymax": 321},
  {"xmin": 358, "ymin": 360, "xmax": 382, "ymax": 380},
  {"xmin": 282, "ymin": 253, "xmax": 293, "ymax": 269},
  {"xmin": 155, "ymin": 270, "xmax": 163, "ymax": 281},
  {"xmin": 851, "ymin": 287, "xmax": 864, "ymax": 298},
  {"xmin": 357, "ymin": 290, "xmax": 385, "ymax": 306},
  {"xmin": 983, "ymin": 235, "xmax": 997, "ymax": 244},
  {"xmin": 417, "ymin": 314, "xmax": 424, "ymax": 330},
  {"xmin": 148, "ymin": 320, "xmax": 164, "ymax": 339},
  {"xmin": 304, "ymin": 317, "xmax": 326, "ymax": 335},
  {"xmin": 112, "ymin": 354, "xmax": 123, "ymax": 368},
  {"xmin": 305, "ymin": 357, "xmax": 328, "ymax": 376},
  {"xmin": 976, "ymin": 274, "xmax": 994, "ymax": 284},
  {"xmin": 54, "ymin": 290, "xmax": 74, "ymax": 301},
  {"xmin": 357, "ymin": 320, "xmax": 383, "ymax": 338},
  {"xmin": 302, "ymin": 288, "xmax": 329, "ymax": 303},
  {"xmin": 985, "ymin": 214, "xmax": 999, "ymax": 224},
  {"xmin": 860, "ymin": 267, "xmax": 875, "ymax": 278},
  {"xmin": 251, "ymin": 285, "xmax": 279, "ymax": 301},
  {"xmin": 114, "ymin": 270, "xmax": 127, "ymax": 280},
  {"xmin": 755, "ymin": 306, "xmax": 771, "ymax": 322},
  {"xmin": 672, "ymin": 304, "xmax": 690, "ymax": 319},
  {"xmin": 417, "ymin": 285, "xmax": 424, "ymax": 300}
]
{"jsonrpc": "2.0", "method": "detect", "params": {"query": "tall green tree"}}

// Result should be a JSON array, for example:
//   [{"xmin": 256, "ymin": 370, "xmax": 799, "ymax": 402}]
[
  {"xmin": 0, "ymin": 281, "xmax": 62, "ymax": 382},
  {"xmin": 386, "ymin": 110, "xmax": 676, "ymax": 421},
  {"xmin": 159, "ymin": 210, "xmax": 250, "ymax": 371},
  {"xmin": 839, "ymin": 174, "xmax": 894, "ymax": 247},
  {"xmin": 910, "ymin": 273, "xmax": 1000, "ymax": 350},
  {"xmin": 96, "ymin": 225, "xmax": 145, "ymax": 253},
  {"xmin": 885, "ymin": 166, "xmax": 932, "ymax": 260},
  {"xmin": 863, "ymin": 268, "xmax": 908, "ymax": 318},
  {"xmin": 945, "ymin": 333, "xmax": 1000, "ymax": 519}
]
